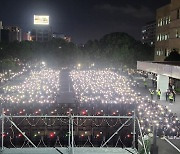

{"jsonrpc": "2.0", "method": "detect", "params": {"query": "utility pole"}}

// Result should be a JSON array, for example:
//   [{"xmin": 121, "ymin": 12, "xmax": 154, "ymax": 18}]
[
  {"xmin": 150, "ymin": 125, "xmax": 158, "ymax": 154},
  {"xmin": 132, "ymin": 110, "xmax": 136, "ymax": 149},
  {"xmin": 1, "ymin": 108, "xmax": 4, "ymax": 150}
]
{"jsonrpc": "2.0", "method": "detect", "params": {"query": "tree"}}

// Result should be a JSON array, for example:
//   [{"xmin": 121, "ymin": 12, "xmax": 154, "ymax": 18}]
[
  {"xmin": 164, "ymin": 49, "xmax": 180, "ymax": 61},
  {"xmin": 0, "ymin": 59, "xmax": 16, "ymax": 72},
  {"xmin": 139, "ymin": 137, "xmax": 151, "ymax": 154},
  {"xmin": 0, "ymin": 32, "xmax": 154, "ymax": 68},
  {"xmin": 83, "ymin": 32, "xmax": 153, "ymax": 68}
]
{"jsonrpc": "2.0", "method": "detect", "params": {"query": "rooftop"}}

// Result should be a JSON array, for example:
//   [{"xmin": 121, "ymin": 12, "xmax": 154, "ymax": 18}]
[{"xmin": 153, "ymin": 61, "xmax": 180, "ymax": 66}]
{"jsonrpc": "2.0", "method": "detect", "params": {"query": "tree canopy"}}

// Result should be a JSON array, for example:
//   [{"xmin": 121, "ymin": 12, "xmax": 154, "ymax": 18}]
[
  {"xmin": 164, "ymin": 49, "xmax": 180, "ymax": 61},
  {"xmin": 83, "ymin": 32, "xmax": 154, "ymax": 68},
  {"xmin": 0, "ymin": 32, "xmax": 154, "ymax": 68}
]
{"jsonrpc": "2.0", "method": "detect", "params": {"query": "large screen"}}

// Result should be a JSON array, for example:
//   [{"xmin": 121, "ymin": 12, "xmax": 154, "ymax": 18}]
[{"xmin": 34, "ymin": 15, "xmax": 49, "ymax": 25}]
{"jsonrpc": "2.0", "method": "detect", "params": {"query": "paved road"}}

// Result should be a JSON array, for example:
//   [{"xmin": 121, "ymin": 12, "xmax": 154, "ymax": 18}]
[
  {"xmin": 157, "ymin": 138, "xmax": 180, "ymax": 154},
  {"xmin": 56, "ymin": 70, "xmax": 74, "ymax": 104}
]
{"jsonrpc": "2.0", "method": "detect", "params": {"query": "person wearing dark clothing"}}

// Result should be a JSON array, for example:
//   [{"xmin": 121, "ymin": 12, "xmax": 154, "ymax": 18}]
[
  {"xmin": 166, "ymin": 89, "xmax": 170, "ymax": 101},
  {"xmin": 172, "ymin": 90, "xmax": 176, "ymax": 102},
  {"xmin": 149, "ymin": 89, "xmax": 154, "ymax": 100}
]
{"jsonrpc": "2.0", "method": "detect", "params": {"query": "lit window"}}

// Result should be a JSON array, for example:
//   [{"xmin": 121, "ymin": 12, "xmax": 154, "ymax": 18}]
[
  {"xmin": 162, "ymin": 34, "xmax": 164, "ymax": 40},
  {"xmin": 166, "ymin": 17, "xmax": 169, "ymax": 24},
  {"xmin": 156, "ymin": 50, "xmax": 161, "ymax": 56},
  {"xmin": 159, "ymin": 34, "xmax": 162, "ymax": 41},
  {"xmin": 165, "ymin": 34, "xmax": 168, "ymax": 40},
  {"xmin": 156, "ymin": 51, "xmax": 159, "ymax": 55},
  {"xmin": 165, "ymin": 49, "xmax": 169, "ymax": 57},
  {"xmin": 176, "ymin": 29, "xmax": 179, "ymax": 38},
  {"xmin": 157, "ymin": 35, "xmax": 159, "ymax": 41},
  {"xmin": 168, "ymin": 16, "xmax": 171, "ymax": 24},
  {"xmin": 160, "ymin": 19, "xmax": 163, "ymax": 26}
]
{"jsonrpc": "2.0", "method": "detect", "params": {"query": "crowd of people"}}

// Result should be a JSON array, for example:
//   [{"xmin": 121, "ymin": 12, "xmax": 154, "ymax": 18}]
[
  {"xmin": 70, "ymin": 69, "xmax": 180, "ymax": 137},
  {"xmin": 0, "ymin": 67, "xmax": 29, "ymax": 84},
  {"xmin": 0, "ymin": 67, "xmax": 180, "ymax": 148},
  {"xmin": 137, "ymin": 70, "xmax": 177, "ymax": 104},
  {"xmin": 0, "ymin": 68, "xmax": 60, "ymax": 104},
  {"xmin": 0, "ymin": 58, "xmax": 28, "ymax": 84},
  {"xmin": 70, "ymin": 69, "xmax": 137, "ymax": 104}
]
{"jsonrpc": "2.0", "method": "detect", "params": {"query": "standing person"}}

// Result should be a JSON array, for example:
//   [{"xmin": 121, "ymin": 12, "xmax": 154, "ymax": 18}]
[
  {"xmin": 156, "ymin": 89, "xmax": 161, "ymax": 100},
  {"xmin": 166, "ymin": 89, "xmax": 170, "ymax": 101},
  {"xmin": 144, "ymin": 80, "xmax": 147, "ymax": 89},
  {"xmin": 169, "ymin": 92, "xmax": 174, "ymax": 104},
  {"xmin": 172, "ymin": 90, "xmax": 176, "ymax": 102},
  {"xmin": 149, "ymin": 89, "xmax": 154, "ymax": 100}
]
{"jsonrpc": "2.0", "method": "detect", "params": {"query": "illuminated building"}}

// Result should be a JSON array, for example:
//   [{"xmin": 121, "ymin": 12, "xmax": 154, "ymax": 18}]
[
  {"xmin": 31, "ymin": 28, "xmax": 52, "ymax": 42},
  {"xmin": 155, "ymin": 0, "xmax": 180, "ymax": 61},
  {"xmin": 23, "ymin": 31, "xmax": 32, "ymax": 41},
  {"xmin": 0, "ymin": 21, "xmax": 3, "ymax": 42},
  {"xmin": 52, "ymin": 33, "xmax": 72, "ymax": 42},
  {"xmin": 1, "ymin": 26, "xmax": 22, "ymax": 42},
  {"xmin": 141, "ymin": 21, "xmax": 156, "ymax": 46},
  {"xmin": 31, "ymin": 15, "xmax": 52, "ymax": 42}
]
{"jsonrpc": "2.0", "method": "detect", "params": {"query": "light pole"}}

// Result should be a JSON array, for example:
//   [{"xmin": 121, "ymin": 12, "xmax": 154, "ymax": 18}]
[{"xmin": 150, "ymin": 125, "xmax": 158, "ymax": 154}]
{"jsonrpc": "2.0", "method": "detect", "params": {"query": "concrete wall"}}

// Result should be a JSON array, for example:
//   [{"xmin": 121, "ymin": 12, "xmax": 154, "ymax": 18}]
[{"xmin": 137, "ymin": 61, "xmax": 180, "ymax": 79}]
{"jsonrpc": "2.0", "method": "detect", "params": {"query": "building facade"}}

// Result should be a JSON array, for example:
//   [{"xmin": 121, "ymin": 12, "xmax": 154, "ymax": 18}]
[
  {"xmin": 31, "ymin": 27, "xmax": 52, "ymax": 42},
  {"xmin": 155, "ymin": 0, "xmax": 180, "ymax": 61},
  {"xmin": 52, "ymin": 33, "xmax": 71, "ymax": 42},
  {"xmin": 23, "ymin": 31, "xmax": 32, "ymax": 41},
  {"xmin": 1, "ymin": 26, "xmax": 22, "ymax": 42},
  {"xmin": 0, "ymin": 21, "xmax": 3, "ymax": 42},
  {"xmin": 142, "ymin": 21, "xmax": 156, "ymax": 46}
]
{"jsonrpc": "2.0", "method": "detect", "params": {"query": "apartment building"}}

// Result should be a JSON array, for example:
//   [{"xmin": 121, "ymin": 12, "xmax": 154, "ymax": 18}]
[{"xmin": 155, "ymin": 0, "xmax": 180, "ymax": 61}]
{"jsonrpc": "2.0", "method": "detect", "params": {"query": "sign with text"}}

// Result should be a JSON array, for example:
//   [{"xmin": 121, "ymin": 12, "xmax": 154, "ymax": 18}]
[{"xmin": 34, "ymin": 15, "xmax": 49, "ymax": 25}]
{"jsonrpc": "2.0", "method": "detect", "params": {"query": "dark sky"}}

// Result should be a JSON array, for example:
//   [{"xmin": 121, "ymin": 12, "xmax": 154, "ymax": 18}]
[{"xmin": 0, "ymin": 0, "xmax": 170, "ymax": 44}]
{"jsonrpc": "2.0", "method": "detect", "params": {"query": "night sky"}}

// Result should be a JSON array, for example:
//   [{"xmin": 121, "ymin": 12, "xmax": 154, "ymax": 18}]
[{"xmin": 0, "ymin": 0, "xmax": 170, "ymax": 44}]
